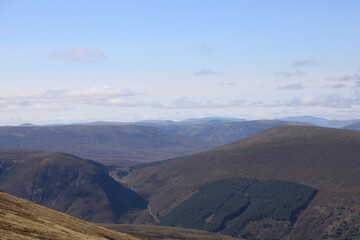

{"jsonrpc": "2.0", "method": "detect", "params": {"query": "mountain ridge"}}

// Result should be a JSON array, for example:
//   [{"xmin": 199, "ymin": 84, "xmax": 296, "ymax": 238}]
[
  {"xmin": 0, "ymin": 125, "xmax": 216, "ymax": 165},
  {"xmin": 123, "ymin": 125, "xmax": 360, "ymax": 239},
  {"xmin": 0, "ymin": 149, "xmax": 147, "ymax": 223}
]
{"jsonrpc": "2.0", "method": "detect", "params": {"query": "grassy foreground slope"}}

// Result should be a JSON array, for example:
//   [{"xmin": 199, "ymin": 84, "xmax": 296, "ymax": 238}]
[
  {"xmin": 0, "ymin": 191, "xmax": 142, "ymax": 240},
  {"xmin": 124, "ymin": 126, "xmax": 360, "ymax": 239},
  {"xmin": 0, "ymin": 125, "xmax": 215, "ymax": 165}
]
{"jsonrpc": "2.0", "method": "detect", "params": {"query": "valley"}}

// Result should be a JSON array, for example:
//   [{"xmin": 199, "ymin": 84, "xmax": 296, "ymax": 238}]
[
  {"xmin": 122, "ymin": 125, "xmax": 360, "ymax": 239},
  {"xmin": 3, "ymin": 1, "xmax": 359, "ymax": 239},
  {"xmin": 0, "ymin": 120, "xmax": 360, "ymax": 239}
]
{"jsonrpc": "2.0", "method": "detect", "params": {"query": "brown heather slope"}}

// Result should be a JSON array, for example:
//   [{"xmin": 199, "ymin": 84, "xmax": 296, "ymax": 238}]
[
  {"xmin": 0, "ymin": 125, "xmax": 215, "ymax": 165},
  {"xmin": 124, "ymin": 126, "xmax": 360, "ymax": 239},
  {"xmin": 0, "ymin": 150, "xmax": 147, "ymax": 223},
  {"xmin": 0, "ymin": 191, "xmax": 142, "ymax": 240},
  {"xmin": 103, "ymin": 224, "xmax": 244, "ymax": 240}
]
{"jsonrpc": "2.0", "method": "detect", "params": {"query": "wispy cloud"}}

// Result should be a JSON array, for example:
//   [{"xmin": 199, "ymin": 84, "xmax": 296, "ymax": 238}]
[
  {"xmin": 274, "ymin": 70, "xmax": 304, "ymax": 78},
  {"xmin": 323, "ymin": 84, "xmax": 348, "ymax": 89},
  {"xmin": 152, "ymin": 97, "xmax": 244, "ymax": 109},
  {"xmin": 152, "ymin": 93, "xmax": 360, "ymax": 110},
  {"xmin": 278, "ymin": 82, "xmax": 305, "ymax": 90},
  {"xmin": 0, "ymin": 86, "xmax": 138, "ymax": 110},
  {"xmin": 329, "ymin": 74, "xmax": 360, "ymax": 82},
  {"xmin": 325, "ymin": 74, "xmax": 360, "ymax": 88},
  {"xmin": 284, "ymin": 94, "xmax": 353, "ymax": 108},
  {"xmin": 251, "ymin": 94, "xmax": 355, "ymax": 108},
  {"xmin": 291, "ymin": 58, "xmax": 316, "ymax": 67},
  {"xmin": 193, "ymin": 44, "xmax": 212, "ymax": 52},
  {"xmin": 194, "ymin": 69, "xmax": 224, "ymax": 76},
  {"xmin": 50, "ymin": 48, "xmax": 107, "ymax": 63},
  {"xmin": 221, "ymin": 82, "xmax": 236, "ymax": 86}
]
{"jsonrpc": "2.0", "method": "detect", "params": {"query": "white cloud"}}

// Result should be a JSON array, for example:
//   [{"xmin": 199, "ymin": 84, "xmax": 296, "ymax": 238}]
[
  {"xmin": 323, "ymin": 84, "xmax": 348, "ymax": 89},
  {"xmin": 194, "ymin": 69, "xmax": 224, "ymax": 76},
  {"xmin": 50, "ymin": 48, "xmax": 107, "ymax": 63},
  {"xmin": 286, "ymin": 94, "xmax": 353, "ymax": 108},
  {"xmin": 274, "ymin": 70, "xmax": 304, "ymax": 78},
  {"xmin": 278, "ymin": 82, "xmax": 305, "ymax": 90},
  {"xmin": 325, "ymin": 74, "xmax": 360, "ymax": 88},
  {"xmin": 328, "ymin": 74, "xmax": 360, "ymax": 82},
  {"xmin": 152, "ymin": 97, "xmax": 244, "ymax": 109},
  {"xmin": 0, "ymin": 86, "xmax": 138, "ymax": 110},
  {"xmin": 193, "ymin": 44, "xmax": 212, "ymax": 52},
  {"xmin": 221, "ymin": 82, "xmax": 236, "ymax": 86},
  {"xmin": 152, "ymin": 93, "xmax": 360, "ymax": 110},
  {"xmin": 291, "ymin": 59, "xmax": 317, "ymax": 67}
]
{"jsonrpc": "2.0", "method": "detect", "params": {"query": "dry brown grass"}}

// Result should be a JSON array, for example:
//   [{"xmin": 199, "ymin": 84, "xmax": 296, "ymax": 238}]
[{"xmin": 0, "ymin": 191, "xmax": 142, "ymax": 240}]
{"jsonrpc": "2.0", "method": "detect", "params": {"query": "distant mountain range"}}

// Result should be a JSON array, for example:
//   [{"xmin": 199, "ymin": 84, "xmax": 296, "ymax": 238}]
[
  {"xmin": 123, "ymin": 125, "xmax": 360, "ymax": 240},
  {"xmin": 13, "ymin": 115, "xmax": 360, "ymax": 129},
  {"xmin": 0, "ymin": 120, "xmax": 309, "ymax": 165},
  {"xmin": 279, "ymin": 116, "xmax": 360, "ymax": 128},
  {"xmin": 157, "ymin": 119, "xmax": 310, "ymax": 145},
  {"xmin": 0, "ymin": 125, "xmax": 216, "ymax": 165}
]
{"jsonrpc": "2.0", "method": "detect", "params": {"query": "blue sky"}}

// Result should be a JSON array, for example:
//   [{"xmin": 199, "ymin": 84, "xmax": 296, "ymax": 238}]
[{"xmin": 1, "ymin": 0, "xmax": 360, "ymax": 124}]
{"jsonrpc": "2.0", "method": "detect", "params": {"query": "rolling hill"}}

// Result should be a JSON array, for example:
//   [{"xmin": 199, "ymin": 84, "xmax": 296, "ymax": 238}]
[
  {"xmin": 0, "ymin": 150, "xmax": 147, "ymax": 223},
  {"xmin": 343, "ymin": 121, "xmax": 360, "ymax": 130},
  {"xmin": 0, "ymin": 125, "xmax": 216, "ymax": 165},
  {"xmin": 279, "ymin": 116, "xmax": 360, "ymax": 128},
  {"xmin": 157, "ymin": 120, "xmax": 311, "ymax": 145},
  {"xmin": 0, "ymin": 191, "xmax": 141, "ymax": 240},
  {"xmin": 123, "ymin": 125, "xmax": 360, "ymax": 240}
]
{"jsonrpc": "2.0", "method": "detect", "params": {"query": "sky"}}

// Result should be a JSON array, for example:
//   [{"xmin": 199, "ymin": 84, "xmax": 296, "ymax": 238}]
[{"xmin": 1, "ymin": 0, "xmax": 360, "ymax": 125}]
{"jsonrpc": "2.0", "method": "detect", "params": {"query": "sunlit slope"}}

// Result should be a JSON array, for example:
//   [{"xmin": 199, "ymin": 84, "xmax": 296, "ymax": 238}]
[
  {"xmin": 0, "ymin": 191, "xmax": 142, "ymax": 240},
  {"xmin": 124, "ymin": 126, "xmax": 360, "ymax": 239}
]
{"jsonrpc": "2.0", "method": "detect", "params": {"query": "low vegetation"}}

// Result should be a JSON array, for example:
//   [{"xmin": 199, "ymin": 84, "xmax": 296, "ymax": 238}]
[{"xmin": 160, "ymin": 178, "xmax": 317, "ymax": 239}]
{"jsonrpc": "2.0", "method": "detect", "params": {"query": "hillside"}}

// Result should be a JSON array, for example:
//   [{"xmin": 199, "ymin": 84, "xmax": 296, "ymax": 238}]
[
  {"xmin": 157, "ymin": 120, "xmax": 311, "ymax": 145},
  {"xmin": 343, "ymin": 121, "xmax": 360, "ymax": 130},
  {"xmin": 104, "ymin": 224, "xmax": 243, "ymax": 240},
  {"xmin": 160, "ymin": 178, "xmax": 317, "ymax": 238},
  {"xmin": 0, "ymin": 150, "xmax": 147, "ymax": 223},
  {"xmin": 0, "ymin": 125, "xmax": 215, "ymax": 165},
  {"xmin": 124, "ymin": 126, "xmax": 360, "ymax": 239},
  {"xmin": 0, "ymin": 191, "xmax": 141, "ymax": 240}
]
